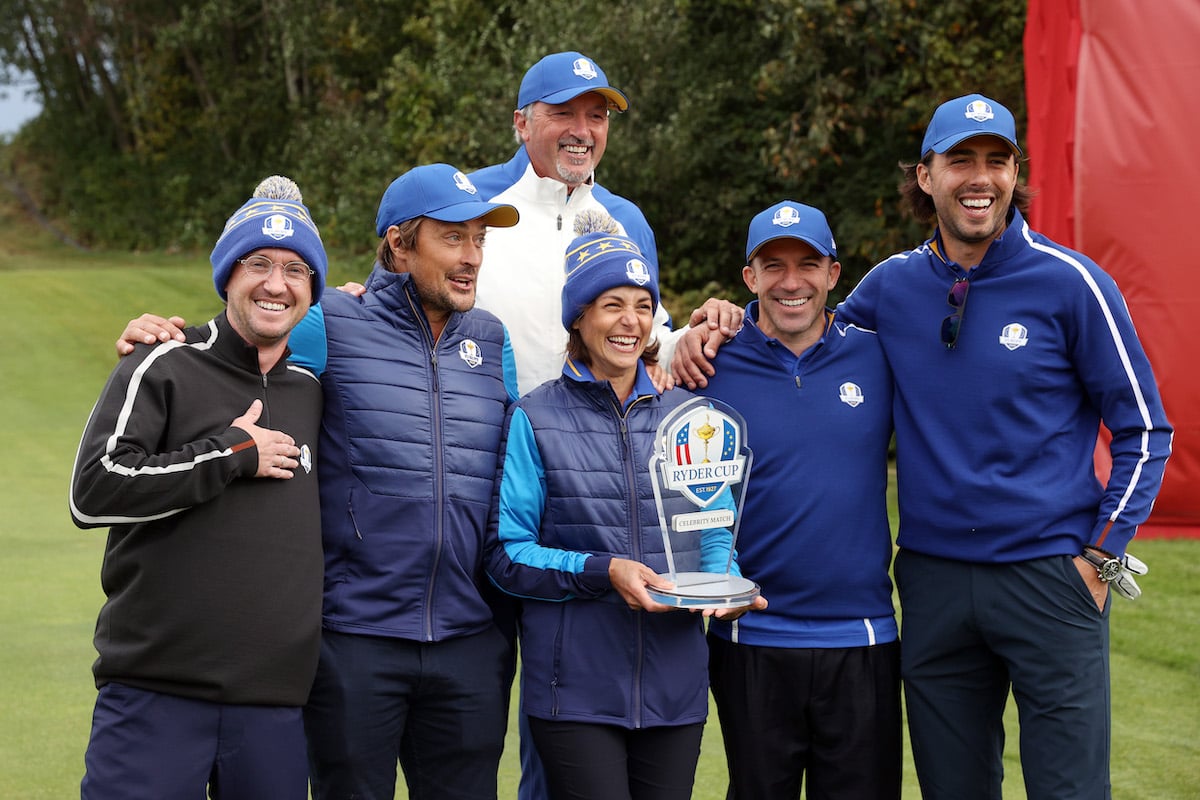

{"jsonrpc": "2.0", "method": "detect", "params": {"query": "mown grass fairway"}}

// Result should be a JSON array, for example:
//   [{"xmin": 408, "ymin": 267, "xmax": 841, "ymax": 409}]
[{"xmin": 1, "ymin": 188, "xmax": 1196, "ymax": 798}]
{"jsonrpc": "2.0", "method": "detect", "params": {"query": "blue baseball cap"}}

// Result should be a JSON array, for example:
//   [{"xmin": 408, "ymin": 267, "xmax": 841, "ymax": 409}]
[
  {"xmin": 375, "ymin": 164, "xmax": 519, "ymax": 236},
  {"xmin": 921, "ymin": 93, "xmax": 1021, "ymax": 158},
  {"xmin": 745, "ymin": 201, "xmax": 837, "ymax": 262},
  {"xmin": 517, "ymin": 51, "xmax": 629, "ymax": 112}
]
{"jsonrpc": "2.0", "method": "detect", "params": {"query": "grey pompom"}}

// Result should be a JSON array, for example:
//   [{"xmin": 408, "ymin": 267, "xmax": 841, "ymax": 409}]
[
  {"xmin": 573, "ymin": 209, "xmax": 620, "ymax": 236},
  {"xmin": 253, "ymin": 175, "xmax": 304, "ymax": 202}
]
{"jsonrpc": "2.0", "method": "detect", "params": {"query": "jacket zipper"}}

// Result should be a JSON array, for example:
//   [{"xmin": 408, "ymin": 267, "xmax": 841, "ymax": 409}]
[
  {"xmin": 614, "ymin": 393, "xmax": 652, "ymax": 728},
  {"xmin": 259, "ymin": 374, "xmax": 270, "ymax": 426},
  {"xmin": 408, "ymin": 283, "xmax": 447, "ymax": 642}
]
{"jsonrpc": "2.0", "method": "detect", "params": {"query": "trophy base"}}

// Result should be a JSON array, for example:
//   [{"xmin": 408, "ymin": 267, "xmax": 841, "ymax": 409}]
[{"xmin": 648, "ymin": 573, "xmax": 761, "ymax": 609}]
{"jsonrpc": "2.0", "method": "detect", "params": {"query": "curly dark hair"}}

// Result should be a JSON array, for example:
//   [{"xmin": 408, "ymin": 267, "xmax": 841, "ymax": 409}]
[{"xmin": 898, "ymin": 156, "xmax": 1037, "ymax": 226}]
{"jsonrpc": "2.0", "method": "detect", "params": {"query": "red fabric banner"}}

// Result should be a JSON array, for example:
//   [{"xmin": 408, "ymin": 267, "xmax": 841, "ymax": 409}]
[{"xmin": 1025, "ymin": 0, "xmax": 1200, "ymax": 536}]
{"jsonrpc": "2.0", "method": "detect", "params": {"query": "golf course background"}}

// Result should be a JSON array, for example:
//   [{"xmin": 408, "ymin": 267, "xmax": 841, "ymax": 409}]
[{"xmin": 1, "ymin": 185, "xmax": 1196, "ymax": 798}]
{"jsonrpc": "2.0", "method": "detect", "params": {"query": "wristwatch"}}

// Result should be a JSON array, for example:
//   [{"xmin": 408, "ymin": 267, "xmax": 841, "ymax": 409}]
[{"xmin": 1079, "ymin": 546, "xmax": 1122, "ymax": 582}]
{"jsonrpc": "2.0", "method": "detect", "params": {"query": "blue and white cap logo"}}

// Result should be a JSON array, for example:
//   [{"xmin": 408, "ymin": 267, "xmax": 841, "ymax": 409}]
[
  {"xmin": 964, "ymin": 100, "xmax": 995, "ymax": 123},
  {"xmin": 659, "ymin": 404, "xmax": 747, "ymax": 509},
  {"xmin": 772, "ymin": 205, "xmax": 802, "ymax": 228},
  {"xmin": 453, "ymin": 171, "xmax": 478, "ymax": 195},
  {"xmin": 572, "ymin": 58, "xmax": 599, "ymax": 80},
  {"xmin": 625, "ymin": 258, "xmax": 651, "ymax": 286},
  {"xmin": 459, "ymin": 339, "xmax": 484, "ymax": 368},
  {"xmin": 261, "ymin": 213, "xmax": 296, "ymax": 240}
]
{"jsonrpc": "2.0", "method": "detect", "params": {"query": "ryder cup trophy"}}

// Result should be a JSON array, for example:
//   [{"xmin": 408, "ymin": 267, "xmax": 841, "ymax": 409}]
[{"xmin": 647, "ymin": 396, "xmax": 760, "ymax": 608}]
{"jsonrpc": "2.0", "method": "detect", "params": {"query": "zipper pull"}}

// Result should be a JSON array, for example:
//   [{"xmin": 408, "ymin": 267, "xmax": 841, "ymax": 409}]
[{"xmin": 557, "ymin": 214, "xmax": 562, "ymax": 231}]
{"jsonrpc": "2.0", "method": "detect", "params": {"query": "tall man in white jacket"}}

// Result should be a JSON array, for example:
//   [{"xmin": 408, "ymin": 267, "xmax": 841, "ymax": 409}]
[{"xmin": 469, "ymin": 50, "xmax": 738, "ymax": 395}]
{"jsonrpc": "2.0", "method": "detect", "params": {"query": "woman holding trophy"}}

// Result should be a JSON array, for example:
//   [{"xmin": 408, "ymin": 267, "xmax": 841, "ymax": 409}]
[{"xmin": 486, "ymin": 217, "xmax": 766, "ymax": 800}]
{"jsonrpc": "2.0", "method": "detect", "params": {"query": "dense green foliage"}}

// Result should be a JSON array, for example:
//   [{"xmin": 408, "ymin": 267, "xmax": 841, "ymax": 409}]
[{"xmin": 1, "ymin": 0, "xmax": 1026, "ymax": 304}]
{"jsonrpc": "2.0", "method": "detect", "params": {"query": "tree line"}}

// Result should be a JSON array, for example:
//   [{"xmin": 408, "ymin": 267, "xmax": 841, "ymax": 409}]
[{"xmin": 1, "ymin": 0, "xmax": 1026, "ymax": 306}]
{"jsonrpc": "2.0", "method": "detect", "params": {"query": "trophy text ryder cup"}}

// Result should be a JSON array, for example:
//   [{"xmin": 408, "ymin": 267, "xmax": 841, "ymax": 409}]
[{"xmin": 647, "ymin": 396, "xmax": 760, "ymax": 608}]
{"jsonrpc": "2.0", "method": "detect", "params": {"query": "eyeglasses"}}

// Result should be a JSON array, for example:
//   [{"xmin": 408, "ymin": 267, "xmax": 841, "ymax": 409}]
[
  {"xmin": 940, "ymin": 278, "xmax": 970, "ymax": 349},
  {"xmin": 236, "ymin": 255, "xmax": 314, "ymax": 286}
]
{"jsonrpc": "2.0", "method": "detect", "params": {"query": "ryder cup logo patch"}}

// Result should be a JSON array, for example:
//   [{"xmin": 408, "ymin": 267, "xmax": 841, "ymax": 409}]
[
  {"xmin": 998, "ymin": 323, "xmax": 1029, "ymax": 350},
  {"xmin": 572, "ymin": 58, "xmax": 599, "ymax": 80},
  {"xmin": 660, "ymin": 405, "xmax": 746, "ymax": 509},
  {"xmin": 453, "ymin": 171, "xmax": 478, "ymax": 195},
  {"xmin": 625, "ymin": 258, "xmax": 651, "ymax": 286},
  {"xmin": 838, "ymin": 382, "xmax": 865, "ymax": 407},
  {"xmin": 261, "ymin": 214, "xmax": 296, "ymax": 240},
  {"xmin": 459, "ymin": 339, "xmax": 484, "ymax": 368},
  {"xmin": 772, "ymin": 205, "xmax": 801, "ymax": 228},
  {"xmin": 964, "ymin": 100, "xmax": 995, "ymax": 123}
]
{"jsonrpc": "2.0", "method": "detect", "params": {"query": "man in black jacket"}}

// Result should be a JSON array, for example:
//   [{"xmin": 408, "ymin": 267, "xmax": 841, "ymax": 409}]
[{"xmin": 70, "ymin": 176, "xmax": 327, "ymax": 800}]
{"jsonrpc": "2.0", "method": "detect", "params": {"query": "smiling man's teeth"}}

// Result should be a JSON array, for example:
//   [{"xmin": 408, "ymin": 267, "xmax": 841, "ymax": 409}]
[
  {"xmin": 779, "ymin": 298, "xmax": 809, "ymax": 307},
  {"xmin": 962, "ymin": 198, "xmax": 991, "ymax": 208},
  {"xmin": 257, "ymin": 301, "xmax": 286, "ymax": 311},
  {"xmin": 564, "ymin": 145, "xmax": 588, "ymax": 154}
]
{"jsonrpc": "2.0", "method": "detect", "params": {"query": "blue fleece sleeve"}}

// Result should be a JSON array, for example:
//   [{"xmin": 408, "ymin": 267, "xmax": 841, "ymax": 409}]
[
  {"xmin": 836, "ymin": 257, "xmax": 889, "ymax": 331},
  {"xmin": 698, "ymin": 487, "xmax": 742, "ymax": 576},
  {"xmin": 501, "ymin": 325, "xmax": 519, "ymax": 402},
  {"xmin": 285, "ymin": 304, "xmax": 327, "ymax": 375},
  {"xmin": 487, "ymin": 407, "xmax": 612, "ymax": 601}
]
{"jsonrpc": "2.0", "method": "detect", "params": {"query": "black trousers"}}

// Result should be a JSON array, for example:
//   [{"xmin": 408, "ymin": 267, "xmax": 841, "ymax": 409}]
[
  {"xmin": 527, "ymin": 716, "xmax": 704, "ymax": 800},
  {"xmin": 304, "ymin": 626, "xmax": 512, "ymax": 800},
  {"xmin": 708, "ymin": 634, "xmax": 901, "ymax": 800}
]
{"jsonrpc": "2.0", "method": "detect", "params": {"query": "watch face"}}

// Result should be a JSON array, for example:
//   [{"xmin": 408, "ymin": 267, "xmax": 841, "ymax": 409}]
[{"xmin": 1100, "ymin": 560, "xmax": 1122, "ymax": 582}]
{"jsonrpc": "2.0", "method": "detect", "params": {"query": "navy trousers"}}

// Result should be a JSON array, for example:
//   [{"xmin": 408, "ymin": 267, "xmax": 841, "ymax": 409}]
[
  {"xmin": 81, "ymin": 682, "xmax": 307, "ymax": 800},
  {"xmin": 896, "ymin": 549, "xmax": 1112, "ymax": 800}
]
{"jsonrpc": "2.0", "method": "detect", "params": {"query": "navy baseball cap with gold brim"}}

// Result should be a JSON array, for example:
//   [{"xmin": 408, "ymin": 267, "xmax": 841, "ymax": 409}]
[
  {"xmin": 517, "ymin": 51, "xmax": 629, "ymax": 112},
  {"xmin": 921, "ymin": 93, "xmax": 1022, "ymax": 158},
  {"xmin": 375, "ymin": 164, "xmax": 519, "ymax": 236}
]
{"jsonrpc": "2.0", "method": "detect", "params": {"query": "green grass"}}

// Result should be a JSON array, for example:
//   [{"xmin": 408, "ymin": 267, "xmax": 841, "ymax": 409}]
[{"xmin": 1, "ymin": 190, "xmax": 1197, "ymax": 798}]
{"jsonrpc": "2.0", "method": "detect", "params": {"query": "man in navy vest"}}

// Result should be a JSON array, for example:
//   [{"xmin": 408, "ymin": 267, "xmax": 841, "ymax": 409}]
[{"xmin": 116, "ymin": 164, "xmax": 522, "ymax": 800}]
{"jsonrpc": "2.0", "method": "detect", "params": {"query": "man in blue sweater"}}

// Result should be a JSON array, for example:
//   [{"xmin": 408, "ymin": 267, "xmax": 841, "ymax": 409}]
[
  {"xmin": 675, "ymin": 95, "xmax": 1173, "ymax": 800},
  {"xmin": 677, "ymin": 202, "xmax": 900, "ymax": 799},
  {"xmin": 837, "ymin": 94, "xmax": 1172, "ymax": 799}
]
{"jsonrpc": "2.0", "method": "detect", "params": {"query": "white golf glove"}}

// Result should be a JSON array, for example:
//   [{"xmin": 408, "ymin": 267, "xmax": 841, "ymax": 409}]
[{"xmin": 1111, "ymin": 552, "xmax": 1148, "ymax": 601}]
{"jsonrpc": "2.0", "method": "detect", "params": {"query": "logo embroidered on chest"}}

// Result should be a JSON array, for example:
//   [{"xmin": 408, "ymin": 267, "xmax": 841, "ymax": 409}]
[
  {"xmin": 838, "ymin": 382, "xmax": 865, "ymax": 407},
  {"xmin": 459, "ymin": 339, "xmax": 484, "ymax": 368},
  {"xmin": 998, "ymin": 323, "xmax": 1029, "ymax": 351}
]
